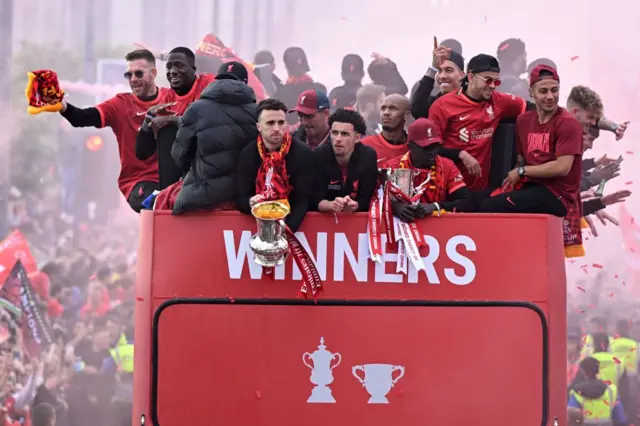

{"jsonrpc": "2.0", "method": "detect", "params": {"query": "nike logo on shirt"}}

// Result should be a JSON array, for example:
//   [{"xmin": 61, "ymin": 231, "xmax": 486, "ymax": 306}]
[
  {"xmin": 459, "ymin": 115, "xmax": 470, "ymax": 120},
  {"xmin": 330, "ymin": 180, "xmax": 340, "ymax": 184}
]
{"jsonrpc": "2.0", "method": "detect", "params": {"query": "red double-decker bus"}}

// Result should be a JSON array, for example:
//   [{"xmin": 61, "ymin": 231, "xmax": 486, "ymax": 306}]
[{"xmin": 133, "ymin": 211, "xmax": 567, "ymax": 426}]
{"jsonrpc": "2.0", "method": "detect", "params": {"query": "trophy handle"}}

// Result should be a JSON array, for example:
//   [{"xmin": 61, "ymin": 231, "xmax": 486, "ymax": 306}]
[
  {"xmin": 330, "ymin": 353, "xmax": 342, "ymax": 370},
  {"xmin": 302, "ymin": 353, "xmax": 313, "ymax": 370},
  {"xmin": 391, "ymin": 366, "xmax": 405, "ymax": 386},
  {"xmin": 352, "ymin": 365, "xmax": 365, "ymax": 385}
]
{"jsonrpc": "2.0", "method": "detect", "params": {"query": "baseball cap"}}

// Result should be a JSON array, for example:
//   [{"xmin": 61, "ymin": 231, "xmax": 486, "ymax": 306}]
[
  {"xmin": 408, "ymin": 118, "xmax": 442, "ymax": 147},
  {"xmin": 467, "ymin": 54, "xmax": 501, "ymax": 74},
  {"xmin": 529, "ymin": 64, "xmax": 560, "ymax": 87},
  {"xmin": 289, "ymin": 89, "xmax": 331, "ymax": 115},
  {"xmin": 216, "ymin": 61, "xmax": 248, "ymax": 84},
  {"xmin": 341, "ymin": 54, "xmax": 364, "ymax": 76},
  {"xmin": 445, "ymin": 51, "xmax": 465, "ymax": 72}
]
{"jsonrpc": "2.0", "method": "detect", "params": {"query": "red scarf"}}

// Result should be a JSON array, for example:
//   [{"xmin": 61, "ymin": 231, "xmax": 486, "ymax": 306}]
[
  {"xmin": 398, "ymin": 153, "xmax": 446, "ymax": 204},
  {"xmin": 285, "ymin": 74, "xmax": 313, "ymax": 85},
  {"xmin": 255, "ymin": 133, "xmax": 293, "ymax": 201}
]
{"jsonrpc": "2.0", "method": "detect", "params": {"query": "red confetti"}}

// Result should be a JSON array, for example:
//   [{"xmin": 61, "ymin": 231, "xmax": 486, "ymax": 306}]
[
  {"xmin": 623, "ymin": 281, "xmax": 627, "ymax": 286},
  {"xmin": 256, "ymin": 391, "xmax": 262, "ymax": 399},
  {"xmin": 229, "ymin": 297, "xmax": 236, "ymax": 303},
  {"xmin": 570, "ymin": 56, "xmax": 580, "ymax": 61},
  {"xmin": 578, "ymin": 310, "xmax": 586, "ymax": 314},
  {"xmin": 610, "ymin": 292, "xmax": 615, "ymax": 297},
  {"xmin": 577, "ymin": 286, "xmax": 586, "ymax": 292},
  {"xmin": 499, "ymin": 43, "xmax": 510, "ymax": 51},
  {"xmin": 136, "ymin": 296, "xmax": 144, "ymax": 301},
  {"xmin": 580, "ymin": 264, "xmax": 588, "ymax": 268},
  {"xmin": 592, "ymin": 263, "xmax": 603, "ymax": 269},
  {"xmin": 615, "ymin": 274, "xmax": 619, "ymax": 279},
  {"xmin": 614, "ymin": 357, "xmax": 622, "ymax": 364},
  {"xmin": 626, "ymin": 181, "xmax": 633, "ymax": 185},
  {"xmin": 626, "ymin": 151, "xmax": 634, "ymax": 155}
]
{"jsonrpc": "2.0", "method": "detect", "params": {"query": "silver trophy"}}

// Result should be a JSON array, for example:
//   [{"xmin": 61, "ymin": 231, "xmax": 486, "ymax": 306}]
[
  {"xmin": 249, "ymin": 201, "xmax": 290, "ymax": 267},
  {"xmin": 388, "ymin": 169, "xmax": 415, "ymax": 197}
]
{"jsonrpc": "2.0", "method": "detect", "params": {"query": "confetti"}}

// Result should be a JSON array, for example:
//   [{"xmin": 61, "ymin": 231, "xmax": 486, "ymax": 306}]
[
  {"xmin": 626, "ymin": 181, "xmax": 633, "ymax": 185},
  {"xmin": 577, "ymin": 286, "xmax": 586, "ymax": 292},
  {"xmin": 623, "ymin": 281, "xmax": 627, "ymax": 286},
  {"xmin": 615, "ymin": 274, "xmax": 619, "ymax": 279},
  {"xmin": 592, "ymin": 263, "xmax": 603, "ymax": 269},
  {"xmin": 499, "ymin": 43, "xmax": 510, "ymax": 51},
  {"xmin": 570, "ymin": 56, "xmax": 580, "ymax": 61},
  {"xmin": 610, "ymin": 292, "xmax": 615, "ymax": 297},
  {"xmin": 626, "ymin": 151, "xmax": 634, "ymax": 155},
  {"xmin": 614, "ymin": 357, "xmax": 622, "ymax": 364},
  {"xmin": 256, "ymin": 391, "xmax": 262, "ymax": 399},
  {"xmin": 484, "ymin": 16, "xmax": 487, "ymax": 23},
  {"xmin": 136, "ymin": 296, "xmax": 144, "ymax": 301},
  {"xmin": 229, "ymin": 297, "xmax": 236, "ymax": 303}
]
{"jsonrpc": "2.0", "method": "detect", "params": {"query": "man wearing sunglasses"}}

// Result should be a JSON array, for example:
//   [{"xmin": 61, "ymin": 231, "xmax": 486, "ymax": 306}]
[
  {"xmin": 57, "ymin": 49, "xmax": 172, "ymax": 213},
  {"xmin": 428, "ymin": 53, "xmax": 527, "ymax": 193}
]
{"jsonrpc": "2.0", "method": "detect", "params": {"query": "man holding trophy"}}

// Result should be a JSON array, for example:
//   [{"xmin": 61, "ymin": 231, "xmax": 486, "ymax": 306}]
[{"xmin": 384, "ymin": 118, "xmax": 475, "ymax": 222}]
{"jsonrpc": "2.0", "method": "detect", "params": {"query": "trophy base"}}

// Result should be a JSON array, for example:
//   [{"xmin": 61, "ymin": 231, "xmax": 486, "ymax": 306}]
[
  {"xmin": 307, "ymin": 385, "xmax": 336, "ymax": 404},
  {"xmin": 253, "ymin": 253, "xmax": 287, "ymax": 268},
  {"xmin": 367, "ymin": 395, "xmax": 390, "ymax": 404}
]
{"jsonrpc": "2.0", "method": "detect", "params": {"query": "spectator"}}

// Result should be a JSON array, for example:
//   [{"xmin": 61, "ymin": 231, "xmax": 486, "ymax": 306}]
[
  {"xmin": 496, "ymin": 38, "xmax": 530, "ymax": 99},
  {"xmin": 329, "ymin": 54, "xmax": 365, "ymax": 110},
  {"xmin": 355, "ymin": 84, "xmax": 386, "ymax": 136},
  {"xmin": 312, "ymin": 108, "xmax": 377, "ymax": 213},
  {"xmin": 440, "ymin": 38, "xmax": 463, "ymax": 55},
  {"xmin": 367, "ymin": 53, "xmax": 408, "ymax": 96},
  {"xmin": 31, "ymin": 403, "xmax": 56, "ymax": 426},
  {"xmin": 275, "ymin": 47, "xmax": 327, "ymax": 124},
  {"xmin": 253, "ymin": 50, "xmax": 283, "ymax": 96}
]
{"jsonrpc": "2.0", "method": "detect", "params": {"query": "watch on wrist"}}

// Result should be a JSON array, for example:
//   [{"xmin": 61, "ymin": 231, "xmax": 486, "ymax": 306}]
[{"xmin": 517, "ymin": 166, "xmax": 526, "ymax": 177}]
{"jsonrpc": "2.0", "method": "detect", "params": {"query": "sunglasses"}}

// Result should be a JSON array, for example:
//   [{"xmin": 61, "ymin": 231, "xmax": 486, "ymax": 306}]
[
  {"xmin": 475, "ymin": 74, "xmax": 502, "ymax": 87},
  {"xmin": 124, "ymin": 70, "xmax": 145, "ymax": 80}
]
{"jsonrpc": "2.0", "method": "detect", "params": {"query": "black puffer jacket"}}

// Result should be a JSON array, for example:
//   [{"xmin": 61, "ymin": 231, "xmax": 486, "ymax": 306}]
[{"xmin": 171, "ymin": 79, "xmax": 258, "ymax": 214}]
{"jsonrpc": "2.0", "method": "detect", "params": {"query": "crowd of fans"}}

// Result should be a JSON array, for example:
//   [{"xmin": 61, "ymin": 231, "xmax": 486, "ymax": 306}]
[
  {"xmin": 9, "ymin": 32, "xmax": 635, "ymax": 425},
  {"xmin": 1, "ymin": 192, "xmax": 137, "ymax": 426}
]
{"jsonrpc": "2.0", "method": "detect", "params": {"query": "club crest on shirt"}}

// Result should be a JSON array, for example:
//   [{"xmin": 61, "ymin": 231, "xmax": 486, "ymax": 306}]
[{"xmin": 486, "ymin": 106, "xmax": 495, "ymax": 119}]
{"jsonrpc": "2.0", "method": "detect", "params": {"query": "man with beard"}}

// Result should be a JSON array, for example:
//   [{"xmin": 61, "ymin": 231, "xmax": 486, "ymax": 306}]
[
  {"xmin": 57, "ymin": 49, "xmax": 172, "ymax": 213},
  {"xmin": 237, "ymin": 99, "xmax": 313, "ymax": 232},
  {"xmin": 361, "ymin": 94, "xmax": 411, "ymax": 164},
  {"xmin": 386, "ymin": 118, "xmax": 474, "ymax": 222},
  {"xmin": 429, "ymin": 54, "xmax": 527, "ymax": 192},
  {"xmin": 411, "ymin": 46, "xmax": 465, "ymax": 119},
  {"xmin": 290, "ymin": 89, "xmax": 331, "ymax": 149},
  {"xmin": 479, "ymin": 65, "xmax": 582, "ymax": 216},
  {"xmin": 312, "ymin": 108, "xmax": 377, "ymax": 213},
  {"xmin": 136, "ymin": 47, "xmax": 216, "ymax": 190}
]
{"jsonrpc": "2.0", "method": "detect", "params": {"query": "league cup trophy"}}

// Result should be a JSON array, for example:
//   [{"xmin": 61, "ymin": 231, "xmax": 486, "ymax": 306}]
[
  {"xmin": 352, "ymin": 363, "xmax": 405, "ymax": 404},
  {"xmin": 389, "ymin": 169, "xmax": 415, "ymax": 197},
  {"xmin": 249, "ymin": 201, "xmax": 291, "ymax": 267},
  {"xmin": 302, "ymin": 337, "xmax": 342, "ymax": 403}
]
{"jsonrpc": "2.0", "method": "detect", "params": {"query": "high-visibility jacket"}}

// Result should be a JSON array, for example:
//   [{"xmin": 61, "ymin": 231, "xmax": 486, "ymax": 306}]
[
  {"xmin": 581, "ymin": 335, "xmax": 614, "ymax": 359},
  {"xmin": 592, "ymin": 352, "xmax": 621, "ymax": 387},
  {"xmin": 110, "ymin": 343, "xmax": 134, "ymax": 373},
  {"xmin": 570, "ymin": 384, "xmax": 617, "ymax": 425},
  {"xmin": 610, "ymin": 336, "xmax": 638, "ymax": 376}
]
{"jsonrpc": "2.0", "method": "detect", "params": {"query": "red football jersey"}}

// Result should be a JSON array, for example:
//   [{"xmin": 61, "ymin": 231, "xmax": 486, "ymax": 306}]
[
  {"xmin": 516, "ymin": 107, "xmax": 583, "ymax": 210},
  {"xmin": 361, "ymin": 134, "xmax": 408, "ymax": 166},
  {"xmin": 169, "ymin": 73, "xmax": 216, "ymax": 115},
  {"xmin": 429, "ymin": 90, "xmax": 526, "ymax": 190},
  {"xmin": 96, "ymin": 87, "xmax": 173, "ymax": 198}
]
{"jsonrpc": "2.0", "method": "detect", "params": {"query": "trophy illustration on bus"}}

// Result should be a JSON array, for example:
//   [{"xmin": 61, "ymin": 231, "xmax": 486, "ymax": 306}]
[
  {"xmin": 352, "ymin": 363, "xmax": 405, "ymax": 404},
  {"xmin": 302, "ymin": 337, "xmax": 342, "ymax": 403}
]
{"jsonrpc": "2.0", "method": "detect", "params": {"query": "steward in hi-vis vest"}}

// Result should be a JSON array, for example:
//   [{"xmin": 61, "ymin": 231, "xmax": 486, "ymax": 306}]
[
  {"xmin": 568, "ymin": 357, "xmax": 628, "ymax": 426},
  {"xmin": 591, "ymin": 333, "xmax": 622, "ymax": 387}
]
